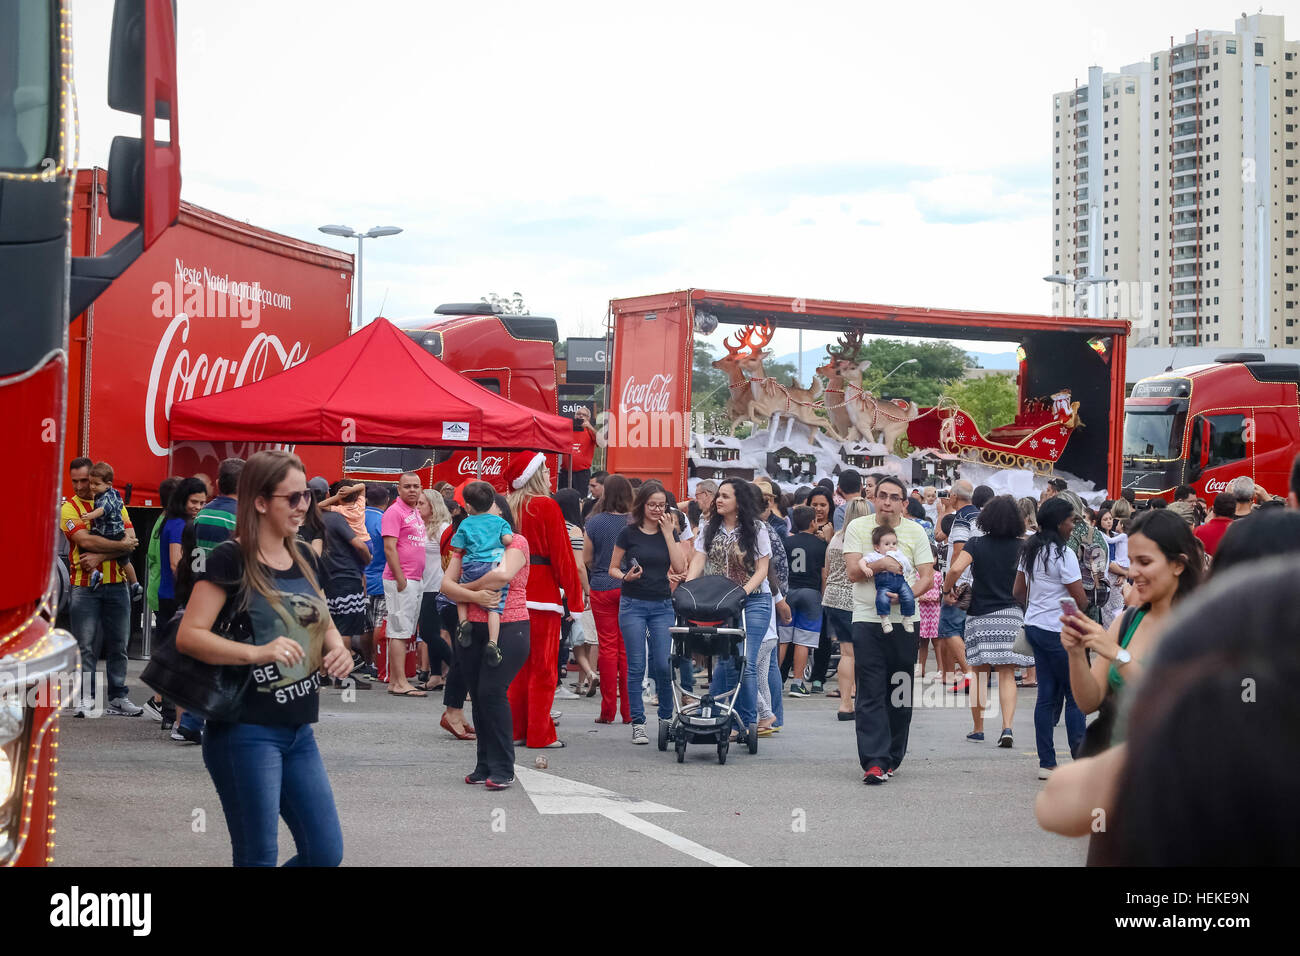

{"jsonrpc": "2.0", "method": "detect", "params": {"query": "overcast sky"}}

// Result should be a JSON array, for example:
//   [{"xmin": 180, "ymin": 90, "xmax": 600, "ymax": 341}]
[{"xmin": 70, "ymin": 1, "xmax": 1272, "ymax": 362}]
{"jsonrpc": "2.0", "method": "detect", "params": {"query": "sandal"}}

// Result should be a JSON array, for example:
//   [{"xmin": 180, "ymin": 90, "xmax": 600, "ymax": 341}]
[
  {"xmin": 585, "ymin": 673, "xmax": 600, "ymax": 697},
  {"xmin": 826, "ymin": 689, "xmax": 841, "ymax": 698}
]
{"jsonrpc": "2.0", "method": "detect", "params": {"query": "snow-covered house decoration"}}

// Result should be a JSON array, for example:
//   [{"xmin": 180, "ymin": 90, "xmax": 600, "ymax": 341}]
[
  {"xmin": 838, "ymin": 440, "xmax": 887, "ymax": 471},
  {"xmin": 765, "ymin": 445, "xmax": 801, "ymax": 483},
  {"xmin": 690, "ymin": 432, "xmax": 754, "ymax": 481},
  {"xmin": 910, "ymin": 449, "xmax": 960, "ymax": 486}
]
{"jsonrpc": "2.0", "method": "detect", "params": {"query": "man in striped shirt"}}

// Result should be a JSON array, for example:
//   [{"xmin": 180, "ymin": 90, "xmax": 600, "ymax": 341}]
[
  {"xmin": 62, "ymin": 457, "xmax": 142, "ymax": 716},
  {"xmin": 193, "ymin": 458, "xmax": 243, "ymax": 560}
]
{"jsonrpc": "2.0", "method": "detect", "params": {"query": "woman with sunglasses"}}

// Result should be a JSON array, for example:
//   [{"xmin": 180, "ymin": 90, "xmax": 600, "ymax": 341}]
[{"xmin": 177, "ymin": 451, "xmax": 354, "ymax": 866}]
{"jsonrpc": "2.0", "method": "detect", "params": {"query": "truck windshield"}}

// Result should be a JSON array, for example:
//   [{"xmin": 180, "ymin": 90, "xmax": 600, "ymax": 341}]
[
  {"xmin": 1123, "ymin": 407, "xmax": 1186, "ymax": 460},
  {"xmin": 0, "ymin": 0, "xmax": 54, "ymax": 172}
]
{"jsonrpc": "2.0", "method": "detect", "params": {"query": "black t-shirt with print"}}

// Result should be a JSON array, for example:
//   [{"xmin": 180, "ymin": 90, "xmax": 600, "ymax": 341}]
[
  {"xmin": 200, "ymin": 540, "xmax": 330, "ymax": 726},
  {"xmin": 614, "ymin": 524, "xmax": 681, "ymax": 601}
]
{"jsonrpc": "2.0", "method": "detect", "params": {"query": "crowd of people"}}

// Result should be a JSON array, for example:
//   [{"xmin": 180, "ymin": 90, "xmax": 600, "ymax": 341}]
[{"xmin": 58, "ymin": 448, "xmax": 1300, "ymax": 865}]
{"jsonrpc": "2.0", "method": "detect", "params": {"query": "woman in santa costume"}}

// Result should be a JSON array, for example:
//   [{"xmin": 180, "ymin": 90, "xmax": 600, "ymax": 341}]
[{"xmin": 504, "ymin": 452, "xmax": 586, "ymax": 748}]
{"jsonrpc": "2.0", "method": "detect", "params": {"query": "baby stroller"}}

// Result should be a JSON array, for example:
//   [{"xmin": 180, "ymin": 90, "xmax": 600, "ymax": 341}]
[{"xmin": 662, "ymin": 575, "xmax": 757, "ymax": 764}]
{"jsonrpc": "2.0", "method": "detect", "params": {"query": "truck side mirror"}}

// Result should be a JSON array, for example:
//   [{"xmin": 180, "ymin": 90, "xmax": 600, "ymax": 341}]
[
  {"xmin": 70, "ymin": 0, "xmax": 180, "ymax": 315},
  {"xmin": 105, "ymin": 0, "xmax": 180, "ymax": 247}
]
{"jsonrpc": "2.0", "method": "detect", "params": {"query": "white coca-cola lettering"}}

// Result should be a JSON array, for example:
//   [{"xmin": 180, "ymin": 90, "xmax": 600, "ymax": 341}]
[
  {"xmin": 456, "ymin": 456, "xmax": 504, "ymax": 477},
  {"xmin": 144, "ymin": 313, "xmax": 311, "ymax": 456},
  {"xmin": 1203, "ymin": 478, "xmax": 1231, "ymax": 494},
  {"xmin": 620, "ymin": 373, "xmax": 674, "ymax": 413}
]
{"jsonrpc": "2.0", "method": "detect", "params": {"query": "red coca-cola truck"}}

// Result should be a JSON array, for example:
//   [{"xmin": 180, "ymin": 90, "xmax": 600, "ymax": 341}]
[
  {"xmin": 1122, "ymin": 352, "xmax": 1300, "ymax": 501},
  {"xmin": 343, "ymin": 304, "xmax": 567, "ymax": 491},
  {"xmin": 66, "ymin": 169, "xmax": 354, "ymax": 507}
]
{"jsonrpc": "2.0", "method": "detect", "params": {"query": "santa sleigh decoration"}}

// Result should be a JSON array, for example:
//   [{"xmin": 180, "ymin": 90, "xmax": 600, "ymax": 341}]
[{"xmin": 908, "ymin": 389, "xmax": 1083, "ymax": 475}]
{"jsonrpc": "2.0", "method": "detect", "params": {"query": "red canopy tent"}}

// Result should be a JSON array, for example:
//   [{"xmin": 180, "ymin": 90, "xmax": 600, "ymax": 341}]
[{"xmin": 168, "ymin": 317, "xmax": 573, "ymax": 456}]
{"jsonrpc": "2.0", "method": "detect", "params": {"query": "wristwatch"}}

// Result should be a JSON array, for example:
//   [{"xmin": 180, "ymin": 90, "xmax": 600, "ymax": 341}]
[{"xmin": 1115, "ymin": 647, "xmax": 1132, "ymax": 664}]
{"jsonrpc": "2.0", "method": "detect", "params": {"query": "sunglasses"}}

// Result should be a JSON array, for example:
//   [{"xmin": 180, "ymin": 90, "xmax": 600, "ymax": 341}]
[{"xmin": 270, "ymin": 491, "xmax": 311, "ymax": 508}]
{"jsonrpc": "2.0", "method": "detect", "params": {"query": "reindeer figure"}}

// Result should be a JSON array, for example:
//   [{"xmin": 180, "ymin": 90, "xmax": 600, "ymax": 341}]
[
  {"xmin": 818, "ymin": 329, "xmax": 871, "ymax": 442},
  {"xmin": 735, "ymin": 324, "xmax": 841, "ymax": 446},
  {"xmin": 710, "ymin": 324, "xmax": 769, "ymax": 436}
]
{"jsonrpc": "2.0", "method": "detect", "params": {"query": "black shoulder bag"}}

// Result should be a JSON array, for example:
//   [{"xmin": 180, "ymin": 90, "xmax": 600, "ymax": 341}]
[{"xmin": 141, "ymin": 596, "xmax": 255, "ymax": 723}]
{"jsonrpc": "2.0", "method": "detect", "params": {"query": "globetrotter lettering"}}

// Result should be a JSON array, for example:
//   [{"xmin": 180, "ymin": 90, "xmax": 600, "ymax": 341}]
[
  {"xmin": 457, "ymin": 456, "xmax": 504, "ymax": 477},
  {"xmin": 620, "ymin": 374, "xmax": 674, "ymax": 414},
  {"xmin": 144, "ymin": 313, "xmax": 311, "ymax": 456}
]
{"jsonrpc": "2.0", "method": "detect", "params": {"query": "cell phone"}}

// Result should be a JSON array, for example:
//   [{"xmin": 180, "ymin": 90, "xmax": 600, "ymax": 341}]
[
  {"xmin": 630, "ymin": 558, "xmax": 641, "ymax": 571},
  {"xmin": 1059, "ymin": 597, "xmax": 1080, "ymax": 619}
]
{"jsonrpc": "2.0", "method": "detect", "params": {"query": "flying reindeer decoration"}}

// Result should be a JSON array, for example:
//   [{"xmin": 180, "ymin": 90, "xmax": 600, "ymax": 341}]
[{"xmin": 710, "ymin": 323, "xmax": 842, "ymax": 446}]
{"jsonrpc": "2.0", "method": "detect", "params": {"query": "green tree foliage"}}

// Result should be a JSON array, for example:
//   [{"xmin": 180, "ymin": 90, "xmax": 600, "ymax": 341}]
[
  {"xmin": 941, "ymin": 374, "xmax": 1019, "ymax": 434},
  {"xmin": 851, "ymin": 339, "xmax": 971, "ymax": 407}
]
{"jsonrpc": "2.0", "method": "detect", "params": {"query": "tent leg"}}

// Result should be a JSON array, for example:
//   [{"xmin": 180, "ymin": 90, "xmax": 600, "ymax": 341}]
[
  {"xmin": 476, "ymin": 447, "xmax": 482, "ymax": 479},
  {"xmin": 567, "ymin": 454, "xmax": 573, "ymax": 489}
]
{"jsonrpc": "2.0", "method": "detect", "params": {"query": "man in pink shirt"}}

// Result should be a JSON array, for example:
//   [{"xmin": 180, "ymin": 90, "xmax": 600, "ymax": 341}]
[{"xmin": 382, "ymin": 472, "xmax": 428, "ymax": 696}]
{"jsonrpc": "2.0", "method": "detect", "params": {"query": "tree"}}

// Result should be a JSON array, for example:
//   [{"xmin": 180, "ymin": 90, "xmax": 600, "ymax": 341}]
[
  {"xmin": 851, "ymin": 339, "xmax": 971, "ymax": 408},
  {"xmin": 941, "ymin": 373, "xmax": 1019, "ymax": 435}
]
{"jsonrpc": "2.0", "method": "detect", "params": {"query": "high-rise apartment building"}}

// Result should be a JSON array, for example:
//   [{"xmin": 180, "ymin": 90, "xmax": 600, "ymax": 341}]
[{"xmin": 1050, "ymin": 13, "xmax": 1300, "ymax": 348}]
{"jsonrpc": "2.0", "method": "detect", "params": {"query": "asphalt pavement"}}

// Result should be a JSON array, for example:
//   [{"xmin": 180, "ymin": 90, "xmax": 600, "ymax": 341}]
[{"xmin": 54, "ymin": 661, "xmax": 1089, "ymax": 866}]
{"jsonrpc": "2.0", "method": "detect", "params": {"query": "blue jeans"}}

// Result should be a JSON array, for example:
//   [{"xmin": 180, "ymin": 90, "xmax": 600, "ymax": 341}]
[
  {"xmin": 619, "ymin": 595, "xmax": 675, "ymax": 723},
  {"xmin": 708, "ymin": 592, "xmax": 773, "ymax": 729},
  {"xmin": 69, "ymin": 584, "xmax": 131, "ymax": 701},
  {"xmin": 874, "ymin": 572, "xmax": 915, "ymax": 618},
  {"xmin": 202, "ymin": 721, "xmax": 343, "ymax": 867},
  {"xmin": 1024, "ymin": 625, "xmax": 1086, "ymax": 769},
  {"xmin": 767, "ymin": 640, "xmax": 784, "ymax": 726},
  {"xmin": 461, "ymin": 561, "xmax": 508, "ymax": 614}
]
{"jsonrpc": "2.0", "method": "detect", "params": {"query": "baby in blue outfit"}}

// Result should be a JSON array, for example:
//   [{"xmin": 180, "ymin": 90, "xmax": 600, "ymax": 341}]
[{"xmin": 451, "ymin": 481, "xmax": 515, "ymax": 666}]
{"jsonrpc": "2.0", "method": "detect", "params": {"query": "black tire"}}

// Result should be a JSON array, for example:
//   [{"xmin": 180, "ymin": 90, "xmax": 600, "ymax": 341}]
[
  {"xmin": 747, "ymin": 723, "xmax": 759, "ymax": 754},
  {"xmin": 658, "ymin": 721, "xmax": 669, "ymax": 751},
  {"xmin": 675, "ymin": 739, "xmax": 686, "ymax": 763},
  {"xmin": 717, "ymin": 741, "xmax": 728, "ymax": 764}
]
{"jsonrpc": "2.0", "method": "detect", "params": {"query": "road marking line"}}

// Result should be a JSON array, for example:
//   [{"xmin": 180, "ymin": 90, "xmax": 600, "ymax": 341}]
[
  {"xmin": 600, "ymin": 808, "xmax": 748, "ymax": 867},
  {"xmin": 515, "ymin": 766, "xmax": 749, "ymax": 868}
]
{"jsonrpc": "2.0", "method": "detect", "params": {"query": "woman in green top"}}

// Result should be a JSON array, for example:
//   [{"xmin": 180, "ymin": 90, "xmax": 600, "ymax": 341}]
[{"xmin": 1059, "ymin": 509, "xmax": 1203, "ymax": 737}]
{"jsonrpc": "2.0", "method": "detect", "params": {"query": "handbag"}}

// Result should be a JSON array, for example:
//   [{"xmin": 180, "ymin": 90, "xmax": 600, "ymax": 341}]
[
  {"xmin": 1012, "ymin": 625, "xmax": 1033, "ymax": 658},
  {"xmin": 141, "ymin": 598, "xmax": 255, "ymax": 723},
  {"xmin": 952, "ymin": 582, "xmax": 973, "ymax": 612}
]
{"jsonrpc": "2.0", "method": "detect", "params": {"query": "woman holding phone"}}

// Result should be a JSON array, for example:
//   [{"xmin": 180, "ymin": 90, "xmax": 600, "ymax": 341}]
[
  {"xmin": 1059, "ymin": 509, "xmax": 1202, "ymax": 754},
  {"xmin": 608, "ymin": 481, "xmax": 686, "ymax": 745},
  {"xmin": 1013, "ymin": 497, "xmax": 1089, "ymax": 780}
]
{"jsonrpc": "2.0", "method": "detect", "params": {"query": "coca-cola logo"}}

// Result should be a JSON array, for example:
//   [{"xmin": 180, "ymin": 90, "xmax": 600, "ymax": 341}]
[
  {"xmin": 456, "ymin": 456, "xmax": 504, "ymax": 477},
  {"xmin": 1203, "ymin": 478, "xmax": 1231, "ymax": 494},
  {"xmin": 145, "ymin": 313, "xmax": 311, "ymax": 456},
  {"xmin": 620, "ymin": 373, "xmax": 674, "ymax": 413}
]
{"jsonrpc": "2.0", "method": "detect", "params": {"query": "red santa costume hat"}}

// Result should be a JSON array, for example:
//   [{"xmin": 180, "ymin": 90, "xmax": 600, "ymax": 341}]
[{"xmin": 504, "ymin": 451, "xmax": 547, "ymax": 491}]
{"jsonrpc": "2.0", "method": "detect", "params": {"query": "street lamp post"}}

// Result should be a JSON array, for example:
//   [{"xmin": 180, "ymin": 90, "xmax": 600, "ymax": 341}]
[{"xmin": 319, "ymin": 224, "xmax": 404, "ymax": 331}]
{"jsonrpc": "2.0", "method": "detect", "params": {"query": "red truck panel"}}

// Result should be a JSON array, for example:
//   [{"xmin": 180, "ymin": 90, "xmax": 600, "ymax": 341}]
[{"xmin": 67, "ymin": 170, "xmax": 352, "ymax": 503}]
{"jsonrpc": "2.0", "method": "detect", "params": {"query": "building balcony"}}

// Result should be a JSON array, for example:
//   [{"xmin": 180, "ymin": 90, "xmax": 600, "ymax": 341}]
[
  {"xmin": 1171, "ymin": 88, "xmax": 1200, "ymax": 105},
  {"xmin": 1172, "ymin": 141, "xmax": 1199, "ymax": 157},
  {"xmin": 1172, "ymin": 249, "xmax": 1199, "ymax": 261},
  {"xmin": 1172, "ymin": 179, "xmax": 1199, "ymax": 194},
  {"xmin": 1172, "ymin": 194, "xmax": 1197, "ymax": 209},
  {"xmin": 1172, "ymin": 266, "xmax": 1199, "ymax": 279}
]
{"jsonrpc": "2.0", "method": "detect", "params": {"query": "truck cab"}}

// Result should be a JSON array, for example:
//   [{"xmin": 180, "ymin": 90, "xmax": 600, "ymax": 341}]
[
  {"xmin": 343, "ymin": 303, "xmax": 563, "ymax": 490},
  {"xmin": 1122, "ymin": 353, "xmax": 1300, "ymax": 501}
]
